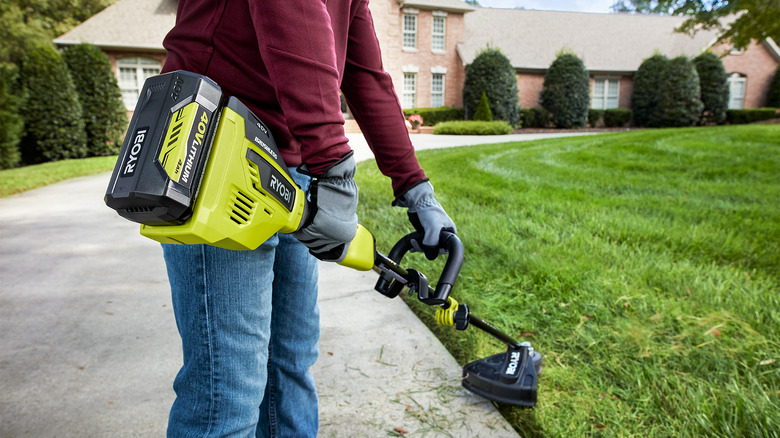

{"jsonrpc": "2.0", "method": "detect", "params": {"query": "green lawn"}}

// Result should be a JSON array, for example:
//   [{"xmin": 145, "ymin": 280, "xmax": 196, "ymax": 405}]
[
  {"xmin": 0, "ymin": 155, "xmax": 117, "ymax": 198},
  {"xmin": 355, "ymin": 125, "xmax": 780, "ymax": 437}
]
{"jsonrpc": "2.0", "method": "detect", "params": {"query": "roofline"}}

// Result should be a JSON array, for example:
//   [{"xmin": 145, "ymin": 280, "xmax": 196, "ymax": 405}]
[
  {"xmin": 763, "ymin": 38, "xmax": 780, "ymax": 62},
  {"xmin": 398, "ymin": 0, "xmax": 476, "ymax": 13},
  {"xmin": 53, "ymin": 39, "xmax": 165, "ymax": 53}
]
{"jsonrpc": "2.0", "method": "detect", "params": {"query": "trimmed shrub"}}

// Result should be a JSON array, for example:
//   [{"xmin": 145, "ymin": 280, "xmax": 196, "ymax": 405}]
[
  {"xmin": 433, "ymin": 120, "xmax": 512, "ymax": 135},
  {"xmin": 520, "ymin": 107, "xmax": 550, "ymax": 129},
  {"xmin": 767, "ymin": 64, "xmax": 780, "ymax": 107},
  {"xmin": 463, "ymin": 48, "xmax": 519, "ymax": 124},
  {"xmin": 654, "ymin": 56, "xmax": 703, "ymax": 127},
  {"xmin": 603, "ymin": 108, "xmax": 632, "ymax": 127},
  {"xmin": 402, "ymin": 106, "xmax": 464, "ymax": 126},
  {"xmin": 63, "ymin": 43, "xmax": 127, "ymax": 157},
  {"xmin": 18, "ymin": 45, "xmax": 86, "ymax": 163},
  {"xmin": 473, "ymin": 91, "xmax": 493, "ymax": 121},
  {"xmin": 588, "ymin": 109, "xmax": 605, "ymax": 128},
  {"xmin": 632, "ymin": 54, "xmax": 668, "ymax": 127},
  {"xmin": 0, "ymin": 62, "xmax": 23, "ymax": 169},
  {"xmin": 693, "ymin": 52, "xmax": 728, "ymax": 125},
  {"xmin": 726, "ymin": 108, "xmax": 780, "ymax": 124},
  {"xmin": 540, "ymin": 52, "xmax": 590, "ymax": 128}
]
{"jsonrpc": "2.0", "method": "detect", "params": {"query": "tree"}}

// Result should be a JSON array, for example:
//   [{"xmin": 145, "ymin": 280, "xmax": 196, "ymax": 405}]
[
  {"xmin": 540, "ymin": 52, "xmax": 590, "ymax": 129},
  {"xmin": 18, "ymin": 45, "xmax": 86, "ymax": 163},
  {"xmin": 655, "ymin": 55, "xmax": 703, "ymax": 127},
  {"xmin": 473, "ymin": 92, "xmax": 493, "ymax": 121},
  {"xmin": 631, "ymin": 54, "xmax": 668, "ymax": 127},
  {"xmin": 767, "ymin": 64, "xmax": 780, "ymax": 107},
  {"xmin": 693, "ymin": 52, "xmax": 728, "ymax": 124},
  {"xmin": 63, "ymin": 43, "xmax": 127, "ymax": 157},
  {"xmin": 611, "ymin": 0, "xmax": 780, "ymax": 50},
  {"xmin": 0, "ymin": 62, "xmax": 24, "ymax": 169},
  {"xmin": 463, "ymin": 48, "xmax": 520, "ymax": 124}
]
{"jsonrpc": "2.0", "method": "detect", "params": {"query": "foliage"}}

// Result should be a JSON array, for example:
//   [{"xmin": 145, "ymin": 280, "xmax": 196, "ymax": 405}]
[
  {"xmin": 63, "ymin": 43, "xmax": 127, "ymax": 157},
  {"xmin": 540, "ymin": 52, "xmax": 590, "ymax": 128},
  {"xmin": 693, "ymin": 52, "xmax": 728, "ymax": 125},
  {"xmin": 0, "ymin": 63, "xmax": 24, "ymax": 169},
  {"xmin": 520, "ymin": 107, "xmax": 550, "ymax": 129},
  {"xmin": 726, "ymin": 108, "xmax": 780, "ymax": 124},
  {"xmin": 588, "ymin": 109, "xmax": 605, "ymax": 127},
  {"xmin": 473, "ymin": 91, "xmax": 493, "ymax": 122},
  {"xmin": 463, "ymin": 48, "xmax": 519, "ymax": 124},
  {"xmin": 18, "ymin": 45, "xmax": 86, "ymax": 163},
  {"xmin": 432, "ymin": 120, "xmax": 512, "ymax": 135},
  {"xmin": 356, "ymin": 125, "xmax": 780, "ymax": 437},
  {"xmin": 611, "ymin": 0, "xmax": 780, "ymax": 50},
  {"xmin": 402, "ymin": 106, "xmax": 464, "ymax": 126},
  {"xmin": 767, "ymin": 64, "xmax": 780, "ymax": 108},
  {"xmin": 655, "ymin": 55, "xmax": 703, "ymax": 127},
  {"xmin": 603, "ymin": 108, "xmax": 632, "ymax": 127},
  {"xmin": 632, "ymin": 54, "xmax": 668, "ymax": 127}
]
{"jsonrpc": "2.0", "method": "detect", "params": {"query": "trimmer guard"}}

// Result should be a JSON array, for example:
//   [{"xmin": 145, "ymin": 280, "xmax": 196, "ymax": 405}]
[{"xmin": 462, "ymin": 345, "xmax": 540, "ymax": 407}]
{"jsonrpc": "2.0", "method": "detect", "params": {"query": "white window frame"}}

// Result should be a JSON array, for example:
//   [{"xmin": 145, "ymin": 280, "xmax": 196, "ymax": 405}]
[
  {"xmin": 402, "ymin": 67, "xmax": 418, "ymax": 109},
  {"xmin": 727, "ymin": 73, "xmax": 747, "ymax": 109},
  {"xmin": 402, "ymin": 8, "xmax": 419, "ymax": 52},
  {"xmin": 591, "ymin": 76, "xmax": 620, "ymax": 109},
  {"xmin": 117, "ymin": 57, "xmax": 161, "ymax": 110},
  {"xmin": 431, "ymin": 67, "xmax": 447, "ymax": 108},
  {"xmin": 432, "ymin": 11, "xmax": 447, "ymax": 54}
]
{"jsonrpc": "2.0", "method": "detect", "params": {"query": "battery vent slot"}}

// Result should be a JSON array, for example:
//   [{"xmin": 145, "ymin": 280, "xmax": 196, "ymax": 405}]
[
  {"xmin": 125, "ymin": 206, "xmax": 155, "ymax": 213},
  {"xmin": 228, "ymin": 188, "xmax": 256, "ymax": 225}
]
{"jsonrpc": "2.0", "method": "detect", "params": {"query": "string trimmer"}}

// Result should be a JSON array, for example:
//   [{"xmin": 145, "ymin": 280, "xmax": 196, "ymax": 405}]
[{"xmin": 104, "ymin": 71, "xmax": 541, "ymax": 406}]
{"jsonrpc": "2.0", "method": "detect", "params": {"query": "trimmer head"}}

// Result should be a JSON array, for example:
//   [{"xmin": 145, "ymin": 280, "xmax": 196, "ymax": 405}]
[{"xmin": 462, "ymin": 344, "xmax": 541, "ymax": 407}]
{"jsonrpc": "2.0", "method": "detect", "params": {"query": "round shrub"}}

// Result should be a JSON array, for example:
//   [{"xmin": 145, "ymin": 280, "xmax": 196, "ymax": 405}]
[
  {"xmin": 473, "ymin": 91, "xmax": 493, "ymax": 121},
  {"xmin": 767, "ymin": 64, "xmax": 780, "ymax": 107},
  {"xmin": 540, "ymin": 52, "xmax": 590, "ymax": 128},
  {"xmin": 588, "ymin": 109, "xmax": 605, "ymax": 128},
  {"xmin": 655, "ymin": 56, "xmax": 703, "ymax": 127},
  {"xmin": 632, "ymin": 54, "xmax": 668, "ymax": 127},
  {"xmin": 693, "ymin": 52, "xmax": 728, "ymax": 124},
  {"xmin": 63, "ymin": 43, "xmax": 127, "ymax": 157},
  {"xmin": 603, "ymin": 108, "xmax": 632, "ymax": 127},
  {"xmin": 463, "ymin": 48, "xmax": 519, "ymax": 125},
  {"xmin": 19, "ymin": 45, "xmax": 86, "ymax": 163},
  {"xmin": 0, "ymin": 62, "xmax": 23, "ymax": 169}
]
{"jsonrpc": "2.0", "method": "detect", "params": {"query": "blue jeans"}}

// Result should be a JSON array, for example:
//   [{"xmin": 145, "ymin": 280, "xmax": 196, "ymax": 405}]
[{"xmin": 163, "ymin": 168, "xmax": 319, "ymax": 437}]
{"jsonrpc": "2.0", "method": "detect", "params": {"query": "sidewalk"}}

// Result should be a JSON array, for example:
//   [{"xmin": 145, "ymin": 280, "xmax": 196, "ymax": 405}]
[{"xmin": 0, "ymin": 132, "xmax": 592, "ymax": 437}]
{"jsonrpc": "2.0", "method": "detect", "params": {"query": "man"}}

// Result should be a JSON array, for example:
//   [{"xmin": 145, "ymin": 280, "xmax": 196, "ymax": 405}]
[{"xmin": 161, "ymin": 0, "xmax": 456, "ymax": 436}]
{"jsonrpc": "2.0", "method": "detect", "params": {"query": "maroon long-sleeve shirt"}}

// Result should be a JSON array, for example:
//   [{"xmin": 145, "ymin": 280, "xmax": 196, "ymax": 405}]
[{"xmin": 162, "ymin": 0, "xmax": 427, "ymax": 196}]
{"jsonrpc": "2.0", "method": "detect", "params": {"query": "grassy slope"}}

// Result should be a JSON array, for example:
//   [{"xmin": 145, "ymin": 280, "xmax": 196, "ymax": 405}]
[
  {"xmin": 355, "ymin": 125, "xmax": 779, "ymax": 437},
  {"xmin": 0, "ymin": 156, "xmax": 117, "ymax": 198}
]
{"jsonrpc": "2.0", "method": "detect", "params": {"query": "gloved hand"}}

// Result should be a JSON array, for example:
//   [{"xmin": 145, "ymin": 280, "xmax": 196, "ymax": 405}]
[
  {"xmin": 393, "ymin": 180, "xmax": 457, "ymax": 260},
  {"xmin": 293, "ymin": 152, "xmax": 358, "ymax": 262}
]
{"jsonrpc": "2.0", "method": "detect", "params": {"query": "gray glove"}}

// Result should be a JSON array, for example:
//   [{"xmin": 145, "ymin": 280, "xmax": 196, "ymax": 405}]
[
  {"xmin": 394, "ymin": 180, "xmax": 457, "ymax": 260},
  {"xmin": 293, "ymin": 152, "xmax": 358, "ymax": 262}
]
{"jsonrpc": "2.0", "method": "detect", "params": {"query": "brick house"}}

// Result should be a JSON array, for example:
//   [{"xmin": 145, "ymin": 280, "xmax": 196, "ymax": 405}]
[{"xmin": 55, "ymin": 0, "xmax": 779, "ymax": 121}]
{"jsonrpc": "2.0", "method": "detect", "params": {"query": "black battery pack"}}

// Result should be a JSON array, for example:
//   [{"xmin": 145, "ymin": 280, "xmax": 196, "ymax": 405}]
[{"xmin": 104, "ymin": 71, "xmax": 223, "ymax": 225}]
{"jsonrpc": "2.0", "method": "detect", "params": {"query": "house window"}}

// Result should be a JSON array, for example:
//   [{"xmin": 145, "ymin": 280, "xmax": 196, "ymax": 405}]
[
  {"xmin": 432, "ymin": 12, "xmax": 447, "ymax": 53},
  {"xmin": 431, "ymin": 73, "xmax": 445, "ymax": 108},
  {"xmin": 592, "ymin": 77, "xmax": 620, "ymax": 109},
  {"xmin": 402, "ymin": 73, "xmax": 417, "ymax": 109},
  {"xmin": 118, "ymin": 57, "xmax": 161, "ymax": 109},
  {"xmin": 402, "ymin": 9, "xmax": 418, "ymax": 51},
  {"xmin": 727, "ymin": 73, "xmax": 747, "ymax": 109}
]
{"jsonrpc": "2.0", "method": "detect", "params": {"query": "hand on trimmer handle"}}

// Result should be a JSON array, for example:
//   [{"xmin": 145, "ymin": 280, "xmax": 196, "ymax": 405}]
[{"xmin": 374, "ymin": 229, "xmax": 464, "ymax": 306}]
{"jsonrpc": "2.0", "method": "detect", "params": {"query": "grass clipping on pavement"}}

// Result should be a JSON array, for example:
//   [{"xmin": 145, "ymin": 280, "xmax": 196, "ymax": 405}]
[{"xmin": 355, "ymin": 125, "xmax": 780, "ymax": 437}]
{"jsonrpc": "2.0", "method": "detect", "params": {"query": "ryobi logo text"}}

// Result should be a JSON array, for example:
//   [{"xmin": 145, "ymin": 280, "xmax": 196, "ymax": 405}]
[
  {"xmin": 121, "ymin": 127, "xmax": 149, "ymax": 177},
  {"xmin": 269, "ymin": 174, "xmax": 292, "ymax": 205},
  {"xmin": 158, "ymin": 103, "xmax": 211, "ymax": 188},
  {"xmin": 504, "ymin": 351, "xmax": 522, "ymax": 376}
]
